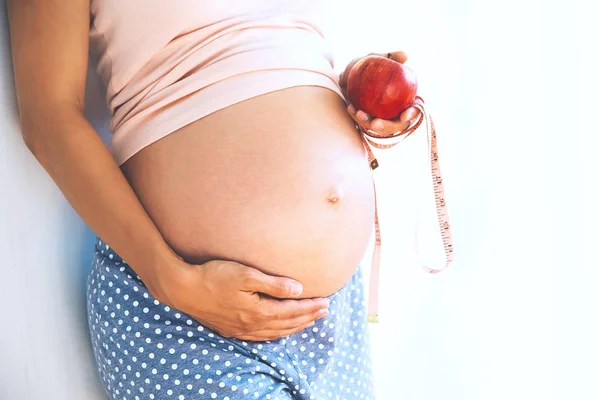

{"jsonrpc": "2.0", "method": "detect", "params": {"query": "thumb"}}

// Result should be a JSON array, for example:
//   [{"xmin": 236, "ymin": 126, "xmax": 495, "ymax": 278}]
[
  {"xmin": 242, "ymin": 270, "xmax": 304, "ymax": 299},
  {"xmin": 385, "ymin": 51, "xmax": 408, "ymax": 64}
]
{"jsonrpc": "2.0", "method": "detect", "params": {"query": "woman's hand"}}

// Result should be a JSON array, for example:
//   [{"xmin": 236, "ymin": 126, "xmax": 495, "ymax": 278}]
[
  {"xmin": 145, "ymin": 253, "xmax": 330, "ymax": 342},
  {"xmin": 339, "ymin": 51, "xmax": 421, "ymax": 136}
]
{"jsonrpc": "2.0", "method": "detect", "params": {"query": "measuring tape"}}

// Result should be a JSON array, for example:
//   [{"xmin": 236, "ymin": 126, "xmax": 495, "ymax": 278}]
[{"xmin": 359, "ymin": 96, "xmax": 454, "ymax": 323}]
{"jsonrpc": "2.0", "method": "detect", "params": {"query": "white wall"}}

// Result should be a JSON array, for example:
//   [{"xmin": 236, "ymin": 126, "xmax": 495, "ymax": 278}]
[
  {"xmin": 1, "ymin": 2, "xmax": 108, "ymax": 398},
  {"xmin": 328, "ymin": 1, "xmax": 600, "ymax": 399},
  {"xmin": 1, "ymin": 0, "xmax": 598, "ymax": 399}
]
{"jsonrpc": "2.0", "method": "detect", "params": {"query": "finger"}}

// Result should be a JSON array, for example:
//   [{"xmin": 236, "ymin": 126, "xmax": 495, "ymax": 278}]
[
  {"xmin": 346, "ymin": 106, "xmax": 371, "ymax": 131},
  {"xmin": 356, "ymin": 109, "xmax": 371, "ymax": 122},
  {"xmin": 259, "ymin": 297, "xmax": 330, "ymax": 322},
  {"xmin": 255, "ymin": 307, "xmax": 329, "ymax": 331},
  {"xmin": 241, "ymin": 269, "xmax": 304, "ymax": 298},
  {"xmin": 239, "ymin": 321, "xmax": 317, "ymax": 341},
  {"xmin": 398, "ymin": 106, "xmax": 420, "ymax": 122},
  {"xmin": 370, "ymin": 118, "xmax": 411, "ymax": 135},
  {"xmin": 386, "ymin": 51, "xmax": 408, "ymax": 64},
  {"xmin": 347, "ymin": 111, "xmax": 370, "ymax": 133}
]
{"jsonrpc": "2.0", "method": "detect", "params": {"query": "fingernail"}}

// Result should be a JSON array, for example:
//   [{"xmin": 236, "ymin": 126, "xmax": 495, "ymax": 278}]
[
  {"xmin": 348, "ymin": 104, "xmax": 356, "ymax": 114},
  {"xmin": 373, "ymin": 121, "xmax": 384, "ymax": 130},
  {"xmin": 290, "ymin": 283, "xmax": 303, "ymax": 296},
  {"xmin": 319, "ymin": 308, "xmax": 329, "ymax": 316},
  {"xmin": 358, "ymin": 112, "xmax": 369, "ymax": 121}
]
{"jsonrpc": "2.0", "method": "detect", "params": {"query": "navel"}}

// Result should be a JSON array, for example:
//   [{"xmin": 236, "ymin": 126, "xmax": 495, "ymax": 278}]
[
  {"xmin": 327, "ymin": 195, "xmax": 340, "ymax": 205},
  {"xmin": 326, "ymin": 188, "xmax": 343, "ymax": 206}
]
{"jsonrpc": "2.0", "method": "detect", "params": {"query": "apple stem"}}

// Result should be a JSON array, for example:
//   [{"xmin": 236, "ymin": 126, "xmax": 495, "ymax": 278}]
[{"xmin": 386, "ymin": 53, "xmax": 392, "ymax": 59}]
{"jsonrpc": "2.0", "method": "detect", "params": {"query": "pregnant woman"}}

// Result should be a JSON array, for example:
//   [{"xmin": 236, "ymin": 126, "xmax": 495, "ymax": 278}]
[{"xmin": 8, "ymin": 1, "xmax": 418, "ymax": 398}]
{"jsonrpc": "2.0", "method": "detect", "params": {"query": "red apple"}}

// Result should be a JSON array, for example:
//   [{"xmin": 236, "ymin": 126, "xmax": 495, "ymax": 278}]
[{"xmin": 347, "ymin": 55, "xmax": 418, "ymax": 120}]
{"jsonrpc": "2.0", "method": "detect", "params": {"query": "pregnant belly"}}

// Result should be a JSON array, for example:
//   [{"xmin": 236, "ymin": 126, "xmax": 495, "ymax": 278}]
[{"xmin": 121, "ymin": 87, "xmax": 375, "ymax": 298}]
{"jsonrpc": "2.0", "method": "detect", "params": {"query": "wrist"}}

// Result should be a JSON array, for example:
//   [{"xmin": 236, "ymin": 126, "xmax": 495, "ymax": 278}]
[{"xmin": 129, "ymin": 236, "xmax": 185, "ymax": 299}]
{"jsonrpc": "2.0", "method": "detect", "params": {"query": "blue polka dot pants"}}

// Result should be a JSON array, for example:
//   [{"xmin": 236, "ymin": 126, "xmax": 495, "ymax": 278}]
[{"xmin": 87, "ymin": 238, "xmax": 375, "ymax": 400}]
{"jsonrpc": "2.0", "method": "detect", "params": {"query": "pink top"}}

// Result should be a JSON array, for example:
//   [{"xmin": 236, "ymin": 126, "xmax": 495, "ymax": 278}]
[{"xmin": 89, "ymin": 0, "xmax": 344, "ymax": 165}]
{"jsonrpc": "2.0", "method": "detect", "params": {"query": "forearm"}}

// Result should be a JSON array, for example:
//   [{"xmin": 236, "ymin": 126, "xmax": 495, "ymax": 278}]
[{"xmin": 21, "ymin": 107, "xmax": 174, "ymax": 282}]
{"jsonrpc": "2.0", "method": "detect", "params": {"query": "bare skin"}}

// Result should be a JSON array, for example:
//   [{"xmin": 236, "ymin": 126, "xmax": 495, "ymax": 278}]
[
  {"xmin": 7, "ymin": 0, "xmax": 418, "ymax": 341},
  {"xmin": 8, "ymin": 0, "xmax": 326, "ymax": 341},
  {"xmin": 119, "ymin": 52, "xmax": 420, "ymax": 299},
  {"xmin": 120, "ymin": 86, "xmax": 376, "ymax": 299}
]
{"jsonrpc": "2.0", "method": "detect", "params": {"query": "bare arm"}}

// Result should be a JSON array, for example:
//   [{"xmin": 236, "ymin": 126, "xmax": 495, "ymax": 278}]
[
  {"xmin": 7, "ymin": 0, "xmax": 329, "ymax": 341},
  {"xmin": 7, "ymin": 0, "xmax": 174, "ymax": 287}
]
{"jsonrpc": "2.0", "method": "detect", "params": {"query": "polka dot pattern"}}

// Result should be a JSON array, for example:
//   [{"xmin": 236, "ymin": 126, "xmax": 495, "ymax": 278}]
[{"xmin": 86, "ymin": 238, "xmax": 374, "ymax": 399}]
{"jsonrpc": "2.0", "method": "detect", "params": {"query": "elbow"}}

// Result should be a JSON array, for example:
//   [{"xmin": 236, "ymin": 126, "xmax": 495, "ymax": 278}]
[
  {"xmin": 20, "ymin": 125, "xmax": 38, "ymax": 152},
  {"xmin": 19, "ymin": 117, "xmax": 46, "ymax": 157},
  {"xmin": 17, "ymin": 105, "xmax": 82, "ymax": 157}
]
